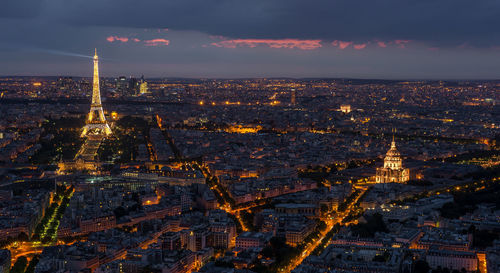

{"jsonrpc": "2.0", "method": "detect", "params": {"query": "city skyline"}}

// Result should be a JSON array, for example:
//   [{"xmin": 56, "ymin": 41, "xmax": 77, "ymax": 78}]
[
  {"xmin": 0, "ymin": 1, "xmax": 499, "ymax": 273},
  {"xmin": 0, "ymin": 71, "xmax": 498, "ymax": 273}
]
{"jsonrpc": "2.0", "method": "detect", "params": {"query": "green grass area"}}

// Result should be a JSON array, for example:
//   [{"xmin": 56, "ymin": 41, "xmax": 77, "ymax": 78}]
[
  {"xmin": 98, "ymin": 133, "xmax": 140, "ymax": 163},
  {"xmin": 30, "ymin": 117, "xmax": 85, "ymax": 164},
  {"xmin": 97, "ymin": 116, "xmax": 150, "ymax": 163}
]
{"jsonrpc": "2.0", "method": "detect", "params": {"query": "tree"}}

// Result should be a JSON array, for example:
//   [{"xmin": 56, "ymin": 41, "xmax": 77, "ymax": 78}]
[
  {"xmin": 240, "ymin": 211, "xmax": 255, "ymax": 231},
  {"xmin": 114, "ymin": 206, "xmax": 128, "ymax": 219},
  {"xmin": 372, "ymin": 251, "xmax": 390, "ymax": 262},
  {"xmin": 214, "ymin": 260, "xmax": 234, "ymax": 268},
  {"xmin": 468, "ymin": 224, "xmax": 476, "ymax": 234},
  {"xmin": 320, "ymin": 204, "xmax": 329, "ymax": 214},
  {"xmin": 10, "ymin": 256, "xmax": 28, "ymax": 273},
  {"xmin": 317, "ymin": 221, "xmax": 327, "ymax": 231},
  {"xmin": 24, "ymin": 256, "xmax": 40, "ymax": 273},
  {"xmin": 472, "ymin": 229, "xmax": 499, "ymax": 248},
  {"xmin": 349, "ymin": 212, "xmax": 387, "ymax": 238},
  {"xmin": 261, "ymin": 246, "xmax": 274, "ymax": 258},
  {"xmin": 17, "ymin": 232, "xmax": 28, "ymax": 242},
  {"xmin": 269, "ymin": 237, "xmax": 286, "ymax": 250},
  {"xmin": 414, "ymin": 260, "xmax": 430, "ymax": 273}
]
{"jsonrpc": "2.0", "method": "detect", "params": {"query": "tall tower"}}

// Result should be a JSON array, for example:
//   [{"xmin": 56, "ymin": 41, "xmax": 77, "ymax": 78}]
[{"xmin": 81, "ymin": 49, "xmax": 112, "ymax": 137}]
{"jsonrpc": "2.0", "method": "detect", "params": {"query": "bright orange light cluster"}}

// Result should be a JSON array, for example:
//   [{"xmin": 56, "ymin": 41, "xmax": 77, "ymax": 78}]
[{"xmin": 226, "ymin": 125, "xmax": 262, "ymax": 134}]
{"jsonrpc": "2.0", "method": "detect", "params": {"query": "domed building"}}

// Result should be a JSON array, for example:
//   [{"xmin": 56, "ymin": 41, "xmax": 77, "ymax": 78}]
[{"xmin": 376, "ymin": 138, "xmax": 410, "ymax": 183}]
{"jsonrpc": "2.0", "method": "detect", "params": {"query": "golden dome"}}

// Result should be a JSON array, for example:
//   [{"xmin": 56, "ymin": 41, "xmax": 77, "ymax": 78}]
[
  {"xmin": 386, "ymin": 141, "xmax": 401, "ymax": 157},
  {"xmin": 384, "ymin": 140, "xmax": 403, "ymax": 170}
]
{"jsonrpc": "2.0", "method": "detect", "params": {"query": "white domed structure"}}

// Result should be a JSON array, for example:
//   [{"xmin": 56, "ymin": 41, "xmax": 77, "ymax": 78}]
[
  {"xmin": 376, "ymin": 138, "xmax": 410, "ymax": 183},
  {"xmin": 384, "ymin": 140, "xmax": 403, "ymax": 170}
]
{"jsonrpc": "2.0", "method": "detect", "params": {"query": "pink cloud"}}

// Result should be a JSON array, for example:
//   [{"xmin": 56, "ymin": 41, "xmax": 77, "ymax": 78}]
[
  {"xmin": 144, "ymin": 39, "xmax": 170, "ymax": 46},
  {"xmin": 330, "ymin": 39, "xmax": 410, "ymax": 49},
  {"xmin": 211, "ymin": 39, "xmax": 322, "ymax": 50},
  {"xmin": 132, "ymin": 38, "xmax": 141, "ymax": 42},
  {"xmin": 353, "ymin": 43, "xmax": 367, "ymax": 50},
  {"xmin": 106, "ymin": 36, "xmax": 129, "ymax": 43},
  {"xmin": 394, "ymin": 40, "xmax": 410, "ymax": 48},
  {"xmin": 332, "ymin": 40, "xmax": 353, "ymax": 49}
]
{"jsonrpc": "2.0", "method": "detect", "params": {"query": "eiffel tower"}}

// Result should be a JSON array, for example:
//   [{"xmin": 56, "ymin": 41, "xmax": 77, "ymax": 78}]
[{"xmin": 81, "ymin": 49, "xmax": 112, "ymax": 137}]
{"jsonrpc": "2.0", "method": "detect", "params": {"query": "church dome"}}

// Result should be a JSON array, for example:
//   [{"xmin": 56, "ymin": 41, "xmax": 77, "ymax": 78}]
[
  {"xmin": 386, "ymin": 143, "xmax": 401, "ymax": 157},
  {"xmin": 383, "ymin": 140, "xmax": 403, "ymax": 170}
]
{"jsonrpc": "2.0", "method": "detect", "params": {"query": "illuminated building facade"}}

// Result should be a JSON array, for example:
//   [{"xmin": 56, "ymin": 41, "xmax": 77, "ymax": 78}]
[
  {"xmin": 81, "ymin": 49, "xmax": 112, "ymax": 137},
  {"xmin": 376, "ymin": 138, "xmax": 410, "ymax": 183},
  {"xmin": 340, "ymin": 104, "xmax": 351, "ymax": 113},
  {"xmin": 139, "ymin": 75, "xmax": 149, "ymax": 94},
  {"xmin": 140, "ymin": 81, "xmax": 149, "ymax": 94}
]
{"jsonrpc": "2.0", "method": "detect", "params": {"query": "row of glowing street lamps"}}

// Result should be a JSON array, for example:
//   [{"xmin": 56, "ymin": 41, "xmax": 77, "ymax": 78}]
[{"xmin": 282, "ymin": 187, "xmax": 368, "ymax": 273}]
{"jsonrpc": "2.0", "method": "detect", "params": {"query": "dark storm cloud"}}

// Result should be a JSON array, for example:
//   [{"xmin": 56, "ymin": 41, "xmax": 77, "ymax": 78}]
[
  {"xmin": 0, "ymin": 0, "xmax": 44, "ymax": 18},
  {"xmin": 2, "ymin": 0, "xmax": 500, "ymax": 79},
  {"xmin": 9, "ymin": 0, "xmax": 500, "ymax": 47}
]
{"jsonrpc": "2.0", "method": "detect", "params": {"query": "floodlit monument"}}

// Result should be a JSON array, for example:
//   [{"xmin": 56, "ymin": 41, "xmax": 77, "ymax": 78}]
[
  {"xmin": 376, "ymin": 137, "xmax": 410, "ymax": 183},
  {"xmin": 81, "ymin": 49, "xmax": 112, "ymax": 137}
]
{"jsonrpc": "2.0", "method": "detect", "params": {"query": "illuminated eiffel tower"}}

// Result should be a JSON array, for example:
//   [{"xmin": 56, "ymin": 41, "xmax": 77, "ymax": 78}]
[{"xmin": 81, "ymin": 49, "xmax": 112, "ymax": 137}]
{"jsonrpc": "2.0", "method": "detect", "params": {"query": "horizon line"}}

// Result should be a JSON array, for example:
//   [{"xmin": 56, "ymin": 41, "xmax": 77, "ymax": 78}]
[{"xmin": 1, "ymin": 75, "xmax": 499, "ymax": 82}]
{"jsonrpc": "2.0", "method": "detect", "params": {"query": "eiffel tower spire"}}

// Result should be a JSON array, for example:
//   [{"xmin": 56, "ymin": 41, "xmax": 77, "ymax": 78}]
[
  {"xmin": 81, "ymin": 49, "xmax": 112, "ymax": 137},
  {"xmin": 92, "ymin": 48, "xmax": 101, "ymax": 106}
]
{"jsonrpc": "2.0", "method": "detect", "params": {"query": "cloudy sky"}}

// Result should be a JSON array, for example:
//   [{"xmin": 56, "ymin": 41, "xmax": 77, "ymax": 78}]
[{"xmin": 2, "ymin": 0, "xmax": 500, "ymax": 79}]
